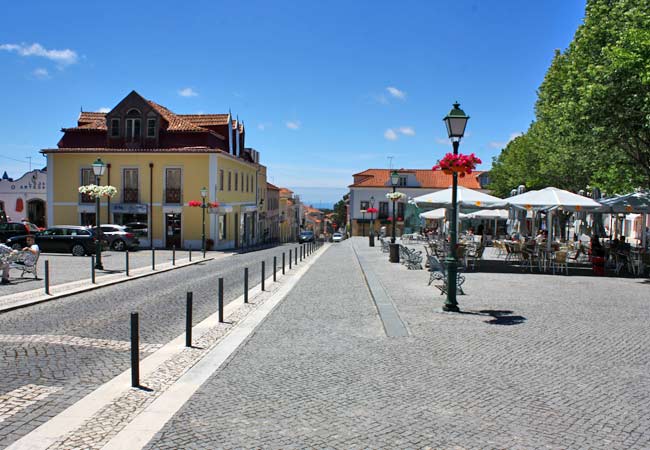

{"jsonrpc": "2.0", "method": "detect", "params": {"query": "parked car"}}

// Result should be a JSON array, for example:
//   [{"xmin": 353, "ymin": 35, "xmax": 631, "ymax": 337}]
[
  {"xmin": 6, "ymin": 226, "xmax": 97, "ymax": 256},
  {"xmin": 125, "ymin": 222, "xmax": 148, "ymax": 238},
  {"xmin": 93, "ymin": 224, "xmax": 140, "ymax": 251},
  {"xmin": 332, "ymin": 232, "xmax": 344, "ymax": 242},
  {"xmin": 0, "ymin": 221, "xmax": 40, "ymax": 243},
  {"xmin": 299, "ymin": 230, "xmax": 315, "ymax": 243}
]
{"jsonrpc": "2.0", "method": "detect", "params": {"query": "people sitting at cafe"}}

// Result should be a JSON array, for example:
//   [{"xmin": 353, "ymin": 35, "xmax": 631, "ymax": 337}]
[{"xmin": 591, "ymin": 234, "xmax": 605, "ymax": 257}]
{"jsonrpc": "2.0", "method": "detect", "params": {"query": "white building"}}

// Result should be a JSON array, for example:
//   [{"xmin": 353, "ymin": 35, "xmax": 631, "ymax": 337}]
[
  {"xmin": 348, "ymin": 168, "xmax": 489, "ymax": 236},
  {"xmin": 0, "ymin": 169, "xmax": 47, "ymax": 227}
]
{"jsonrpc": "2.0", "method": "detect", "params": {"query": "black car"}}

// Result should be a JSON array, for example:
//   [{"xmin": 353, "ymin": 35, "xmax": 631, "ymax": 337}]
[
  {"xmin": 0, "ymin": 221, "xmax": 40, "ymax": 242},
  {"xmin": 299, "ymin": 230, "xmax": 315, "ymax": 243},
  {"xmin": 7, "ymin": 226, "xmax": 98, "ymax": 256}
]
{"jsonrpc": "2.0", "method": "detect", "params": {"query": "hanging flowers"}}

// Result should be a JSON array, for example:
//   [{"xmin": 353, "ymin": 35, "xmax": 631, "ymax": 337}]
[
  {"xmin": 78, "ymin": 184, "xmax": 118, "ymax": 198},
  {"xmin": 366, "ymin": 207, "xmax": 378, "ymax": 214},
  {"xmin": 188, "ymin": 200, "xmax": 219, "ymax": 208},
  {"xmin": 432, "ymin": 153, "xmax": 482, "ymax": 178},
  {"xmin": 386, "ymin": 191, "xmax": 406, "ymax": 201}
]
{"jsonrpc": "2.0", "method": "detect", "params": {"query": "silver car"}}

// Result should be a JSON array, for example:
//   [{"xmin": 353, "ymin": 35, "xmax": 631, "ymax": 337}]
[{"xmin": 95, "ymin": 224, "xmax": 140, "ymax": 251}]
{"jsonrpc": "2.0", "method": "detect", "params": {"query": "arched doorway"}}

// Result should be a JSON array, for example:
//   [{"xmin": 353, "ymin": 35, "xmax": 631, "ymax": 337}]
[{"xmin": 27, "ymin": 199, "xmax": 46, "ymax": 227}]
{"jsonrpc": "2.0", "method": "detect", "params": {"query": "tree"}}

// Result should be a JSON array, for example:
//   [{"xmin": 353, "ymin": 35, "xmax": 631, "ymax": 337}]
[{"xmin": 332, "ymin": 193, "xmax": 349, "ymax": 231}]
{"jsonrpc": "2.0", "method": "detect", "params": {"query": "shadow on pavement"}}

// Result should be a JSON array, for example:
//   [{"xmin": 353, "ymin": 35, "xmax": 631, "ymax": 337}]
[{"xmin": 458, "ymin": 309, "xmax": 527, "ymax": 326}]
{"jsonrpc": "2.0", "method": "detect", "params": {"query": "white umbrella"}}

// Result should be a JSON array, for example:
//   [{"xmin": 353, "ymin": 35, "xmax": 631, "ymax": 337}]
[
  {"xmin": 465, "ymin": 209, "xmax": 509, "ymax": 220},
  {"xmin": 597, "ymin": 190, "xmax": 650, "ymax": 213},
  {"xmin": 413, "ymin": 186, "xmax": 506, "ymax": 209},
  {"xmin": 506, "ymin": 187, "xmax": 601, "ymax": 212},
  {"xmin": 419, "ymin": 208, "xmax": 469, "ymax": 220}
]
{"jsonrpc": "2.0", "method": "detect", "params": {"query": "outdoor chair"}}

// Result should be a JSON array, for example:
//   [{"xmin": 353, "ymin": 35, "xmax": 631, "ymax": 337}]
[
  {"xmin": 427, "ymin": 254, "xmax": 465, "ymax": 295},
  {"xmin": 379, "ymin": 237, "xmax": 390, "ymax": 253},
  {"xmin": 400, "ymin": 245, "xmax": 423, "ymax": 270},
  {"xmin": 10, "ymin": 250, "xmax": 40, "ymax": 279},
  {"xmin": 466, "ymin": 244, "xmax": 486, "ymax": 271},
  {"xmin": 551, "ymin": 250, "xmax": 569, "ymax": 275}
]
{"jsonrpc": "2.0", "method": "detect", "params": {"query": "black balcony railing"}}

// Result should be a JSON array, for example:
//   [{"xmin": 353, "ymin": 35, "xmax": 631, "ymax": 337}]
[
  {"xmin": 123, "ymin": 188, "xmax": 139, "ymax": 203},
  {"xmin": 80, "ymin": 193, "xmax": 94, "ymax": 204},
  {"xmin": 164, "ymin": 188, "xmax": 182, "ymax": 204}
]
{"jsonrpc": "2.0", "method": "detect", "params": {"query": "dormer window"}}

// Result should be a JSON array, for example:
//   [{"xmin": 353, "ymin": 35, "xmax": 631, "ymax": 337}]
[
  {"xmin": 110, "ymin": 119, "xmax": 120, "ymax": 137},
  {"xmin": 125, "ymin": 109, "xmax": 141, "ymax": 141},
  {"xmin": 398, "ymin": 176, "xmax": 407, "ymax": 187},
  {"xmin": 147, "ymin": 118, "xmax": 156, "ymax": 138}
]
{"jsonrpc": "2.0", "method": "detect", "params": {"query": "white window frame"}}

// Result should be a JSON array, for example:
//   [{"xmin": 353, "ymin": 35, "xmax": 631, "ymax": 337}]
[
  {"xmin": 110, "ymin": 118, "xmax": 120, "ymax": 137},
  {"xmin": 146, "ymin": 118, "xmax": 156, "ymax": 138}
]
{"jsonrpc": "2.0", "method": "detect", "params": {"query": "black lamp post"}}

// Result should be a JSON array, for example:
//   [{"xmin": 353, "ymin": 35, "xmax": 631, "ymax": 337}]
[
  {"xmin": 389, "ymin": 170, "xmax": 400, "ymax": 263},
  {"xmin": 369, "ymin": 195, "xmax": 375, "ymax": 247},
  {"xmin": 92, "ymin": 158, "xmax": 106, "ymax": 270},
  {"xmin": 360, "ymin": 209, "xmax": 366, "ymax": 236},
  {"xmin": 442, "ymin": 102, "xmax": 469, "ymax": 312},
  {"xmin": 200, "ymin": 186, "xmax": 208, "ymax": 257}
]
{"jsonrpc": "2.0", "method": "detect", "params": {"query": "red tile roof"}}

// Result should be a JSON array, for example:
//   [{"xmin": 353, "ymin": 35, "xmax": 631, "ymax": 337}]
[
  {"xmin": 349, "ymin": 168, "xmax": 485, "ymax": 189},
  {"xmin": 178, "ymin": 114, "xmax": 230, "ymax": 126},
  {"xmin": 267, "ymin": 182, "xmax": 280, "ymax": 191},
  {"xmin": 41, "ymin": 147, "xmax": 220, "ymax": 154}
]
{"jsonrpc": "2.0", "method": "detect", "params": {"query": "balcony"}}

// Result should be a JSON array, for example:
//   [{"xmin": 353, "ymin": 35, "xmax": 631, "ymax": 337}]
[
  {"xmin": 123, "ymin": 188, "xmax": 139, "ymax": 204},
  {"xmin": 164, "ymin": 188, "xmax": 182, "ymax": 204}
]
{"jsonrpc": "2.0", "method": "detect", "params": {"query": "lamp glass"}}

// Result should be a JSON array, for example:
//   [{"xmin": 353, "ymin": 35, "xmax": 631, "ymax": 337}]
[
  {"xmin": 370, "ymin": 196, "xmax": 375, "ymax": 207},
  {"xmin": 443, "ymin": 102, "xmax": 469, "ymax": 139},
  {"xmin": 390, "ymin": 170, "xmax": 400, "ymax": 186},
  {"xmin": 92, "ymin": 158, "xmax": 106, "ymax": 176},
  {"xmin": 200, "ymin": 187, "xmax": 208, "ymax": 198}
]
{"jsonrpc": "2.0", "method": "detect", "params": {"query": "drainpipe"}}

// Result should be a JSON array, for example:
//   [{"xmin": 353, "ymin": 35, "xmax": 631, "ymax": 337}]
[
  {"xmin": 149, "ymin": 162, "xmax": 154, "ymax": 249},
  {"xmin": 106, "ymin": 163, "xmax": 111, "ymax": 224}
]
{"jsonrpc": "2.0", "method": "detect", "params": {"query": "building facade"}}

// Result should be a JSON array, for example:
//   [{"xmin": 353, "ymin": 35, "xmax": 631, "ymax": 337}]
[
  {"xmin": 0, "ymin": 169, "xmax": 47, "ymax": 227},
  {"xmin": 44, "ymin": 90, "xmax": 265, "ymax": 249},
  {"xmin": 348, "ymin": 168, "xmax": 489, "ymax": 236},
  {"xmin": 265, "ymin": 182, "xmax": 280, "ymax": 241}
]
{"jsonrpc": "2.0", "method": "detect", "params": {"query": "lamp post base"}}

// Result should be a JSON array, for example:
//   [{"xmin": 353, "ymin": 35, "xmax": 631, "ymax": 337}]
[
  {"xmin": 369, "ymin": 234, "xmax": 375, "ymax": 247},
  {"xmin": 442, "ymin": 303, "xmax": 460, "ymax": 312},
  {"xmin": 389, "ymin": 243, "xmax": 400, "ymax": 263}
]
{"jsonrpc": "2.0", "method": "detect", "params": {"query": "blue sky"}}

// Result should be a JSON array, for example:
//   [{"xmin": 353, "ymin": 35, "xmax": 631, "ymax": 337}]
[{"xmin": 0, "ymin": 0, "xmax": 586, "ymax": 207}]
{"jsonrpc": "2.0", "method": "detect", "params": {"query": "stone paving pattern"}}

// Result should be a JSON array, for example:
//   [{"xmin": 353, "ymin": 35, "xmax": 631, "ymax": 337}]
[
  {"xmin": 145, "ymin": 238, "xmax": 650, "ymax": 449},
  {"xmin": 0, "ymin": 243, "xmax": 303, "ymax": 447}
]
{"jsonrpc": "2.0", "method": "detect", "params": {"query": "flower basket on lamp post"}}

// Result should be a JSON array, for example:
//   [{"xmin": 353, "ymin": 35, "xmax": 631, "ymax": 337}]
[{"xmin": 188, "ymin": 190, "xmax": 219, "ymax": 257}]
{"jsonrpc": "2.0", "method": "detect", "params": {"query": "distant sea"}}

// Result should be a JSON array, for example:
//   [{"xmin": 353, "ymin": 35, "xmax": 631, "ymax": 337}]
[{"xmin": 288, "ymin": 186, "xmax": 348, "ymax": 210}]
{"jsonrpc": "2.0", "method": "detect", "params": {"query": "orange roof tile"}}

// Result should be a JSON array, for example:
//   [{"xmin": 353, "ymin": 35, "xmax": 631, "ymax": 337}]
[
  {"xmin": 349, "ymin": 168, "xmax": 485, "ymax": 189},
  {"xmin": 266, "ymin": 182, "xmax": 280, "ymax": 191},
  {"xmin": 178, "ymin": 114, "xmax": 230, "ymax": 126},
  {"xmin": 279, "ymin": 188, "xmax": 294, "ymax": 194}
]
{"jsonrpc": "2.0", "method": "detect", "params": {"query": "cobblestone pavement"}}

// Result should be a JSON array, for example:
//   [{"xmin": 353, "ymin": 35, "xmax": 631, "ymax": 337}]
[
  {"xmin": 144, "ymin": 238, "xmax": 650, "ymax": 449},
  {"xmin": 0, "ymin": 248, "xmax": 220, "ymax": 296},
  {"xmin": 0, "ymin": 242, "xmax": 306, "ymax": 447}
]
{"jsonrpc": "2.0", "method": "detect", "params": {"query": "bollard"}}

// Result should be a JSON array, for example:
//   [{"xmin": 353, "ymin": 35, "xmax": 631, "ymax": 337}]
[
  {"xmin": 289, "ymin": 249, "xmax": 292, "ymax": 269},
  {"xmin": 152, "ymin": 248, "xmax": 156, "ymax": 270},
  {"xmin": 44, "ymin": 260, "xmax": 50, "ymax": 295},
  {"xmin": 172, "ymin": 245, "xmax": 176, "ymax": 266},
  {"xmin": 218, "ymin": 278, "xmax": 224, "ymax": 323},
  {"xmin": 186, "ymin": 292, "xmax": 193, "ymax": 347},
  {"xmin": 261, "ymin": 261, "xmax": 265, "ymax": 291},
  {"xmin": 244, "ymin": 267, "xmax": 249, "ymax": 304},
  {"xmin": 125, "ymin": 250, "xmax": 130, "ymax": 276},
  {"xmin": 273, "ymin": 256, "xmax": 277, "ymax": 282},
  {"xmin": 91, "ymin": 255, "xmax": 96, "ymax": 284},
  {"xmin": 295, "ymin": 247, "xmax": 298, "ymax": 265},
  {"xmin": 131, "ymin": 312, "xmax": 140, "ymax": 387},
  {"xmin": 189, "ymin": 245, "xmax": 192, "ymax": 262},
  {"xmin": 282, "ymin": 252, "xmax": 286, "ymax": 274}
]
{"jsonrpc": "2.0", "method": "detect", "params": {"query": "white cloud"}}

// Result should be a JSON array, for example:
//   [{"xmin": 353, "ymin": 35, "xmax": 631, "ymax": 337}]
[
  {"xmin": 386, "ymin": 86, "xmax": 406, "ymax": 100},
  {"xmin": 489, "ymin": 132, "xmax": 523, "ymax": 149},
  {"xmin": 384, "ymin": 129, "xmax": 398, "ymax": 141},
  {"xmin": 257, "ymin": 122, "xmax": 272, "ymax": 131},
  {"xmin": 435, "ymin": 137, "xmax": 449, "ymax": 145},
  {"xmin": 398, "ymin": 126, "xmax": 415, "ymax": 136},
  {"xmin": 32, "ymin": 68, "xmax": 49, "ymax": 79},
  {"xmin": 178, "ymin": 87, "xmax": 198, "ymax": 97},
  {"xmin": 0, "ymin": 43, "xmax": 78, "ymax": 66},
  {"xmin": 97, "ymin": 107, "xmax": 111, "ymax": 113},
  {"xmin": 286, "ymin": 121, "xmax": 301, "ymax": 130}
]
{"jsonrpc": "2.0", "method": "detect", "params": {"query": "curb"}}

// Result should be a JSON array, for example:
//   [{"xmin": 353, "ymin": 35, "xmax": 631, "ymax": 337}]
[{"xmin": 0, "ymin": 257, "xmax": 216, "ymax": 314}]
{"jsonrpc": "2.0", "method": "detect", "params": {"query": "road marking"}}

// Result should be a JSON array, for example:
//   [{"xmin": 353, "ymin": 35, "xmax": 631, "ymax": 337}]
[
  {"xmin": 0, "ymin": 335, "xmax": 162, "ymax": 353},
  {"xmin": 0, "ymin": 385, "xmax": 62, "ymax": 424}
]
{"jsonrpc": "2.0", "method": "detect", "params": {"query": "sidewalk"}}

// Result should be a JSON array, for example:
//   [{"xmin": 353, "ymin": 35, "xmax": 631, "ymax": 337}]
[{"xmin": 139, "ymin": 237, "xmax": 649, "ymax": 449}]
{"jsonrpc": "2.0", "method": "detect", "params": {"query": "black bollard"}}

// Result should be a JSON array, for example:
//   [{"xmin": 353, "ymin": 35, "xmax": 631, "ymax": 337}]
[
  {"xmin": 125, "ymin": 250, "xmax": 130, "ymax": 276},
  {"xmin": 244, "ymin": 267, "xmax": 249, "ymax": 304},
  {"xmin": 261, "ymin": 261, "xmax": 265, "ymax": 291},
  {"xmin": 152, "ymin": 248, "xmax": 156, "ymax": 270},
  {"xmin": 218, "ymin": 278, "xmax": 224, "ymax": 323},
  {"xmin": 186, "ymin": 292, "xmax": 193, "ymax": 347},
  {"xmin": 131, "ymin": 312, "xmax": 140, "ymax": 387},
  {"xmin": 295, "ymin": 247, "xmax": 298, "ymax": 265},
  {"xmin": 189, "ymin": 245, "xmax": 192, "ymax": 262},
  {"xmin": 172, "ymin": 245, "xmax": 176, "ymax": 266},
  {"xmin": 44, "ymin": 260, "xmax": 50, "ymax": 295},
  {"xmin": 282, "ymin": 252, "xmax": 286, "ymax": 274},
  {"xmin": 289, "ymin": 249, "xmax": 292, "ymax": 269},
  {"xmin": 91, "ymin": 255, "xmax": 96, "ymax": 284},
  {"xmin": 273, "ymin": 256, "xmax": 277, "ymax": 282}
]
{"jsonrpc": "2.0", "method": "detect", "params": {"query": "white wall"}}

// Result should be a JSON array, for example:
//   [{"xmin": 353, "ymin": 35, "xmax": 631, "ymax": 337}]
[{"xmin": 0, "ymin": 169, "xmax": 47, "ymax": 224}]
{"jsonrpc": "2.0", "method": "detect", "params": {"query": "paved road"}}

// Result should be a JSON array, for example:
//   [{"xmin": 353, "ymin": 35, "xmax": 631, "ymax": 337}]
[
  {"xmin": 0, "ymin": 248, "xmax": 217, "ymax": 296},
  {"xmin": 144, "ymin": 238, "xmax": 650, "ymax": 449},
  {"xmin": 0, "ymin": 242, "xmax": 305, "ymax": 447}
]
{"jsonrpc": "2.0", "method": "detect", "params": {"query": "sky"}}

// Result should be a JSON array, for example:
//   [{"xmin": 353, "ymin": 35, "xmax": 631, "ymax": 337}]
[{"xmin": 0, "ymin": 0, "xmax": 586, "ymax": 207}]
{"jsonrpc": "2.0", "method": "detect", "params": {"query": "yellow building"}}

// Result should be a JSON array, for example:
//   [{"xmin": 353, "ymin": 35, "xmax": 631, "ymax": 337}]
[{"xmin": 44, "ymin": 91, "xmax": 266, "ymax": 250}]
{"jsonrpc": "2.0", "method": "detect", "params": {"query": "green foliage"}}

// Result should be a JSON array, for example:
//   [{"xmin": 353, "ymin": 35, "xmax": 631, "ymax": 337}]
[
  {"xmin": 490, "ymin": 0, "xmax": 650, "ymax": 196},
  {"xmin": 332, "ymin": 194, "xmax": 348, "ymax": 230}
]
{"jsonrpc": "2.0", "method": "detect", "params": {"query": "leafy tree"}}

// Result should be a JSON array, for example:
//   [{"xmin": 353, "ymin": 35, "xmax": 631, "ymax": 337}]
[{"xmin": 332, "ymin": 193, "xmax": 348, "ymax": 230}]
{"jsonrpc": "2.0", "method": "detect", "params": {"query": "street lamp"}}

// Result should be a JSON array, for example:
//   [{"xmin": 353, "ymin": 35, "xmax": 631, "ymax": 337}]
[
  {"xmin": 369, "ymin": 195, "xmax": 375, "ymax": 247},
  {"xmin": 92, "ymin": 157, "xmax": 106, "ymax": 270},
  {"xmin": 200, "ymin": 186, "xmax": 208, "ymax": 257},
  {"xmin": 389, "ymin": 170, "xmax": 400, "ymax": 263},
  {"xmin": 360, "ymin": 209, "xmax": 367, "ymax": 236},
  {"xmin": 442, "ymin": 102, "xmax": 469, "ymax": 312}
]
